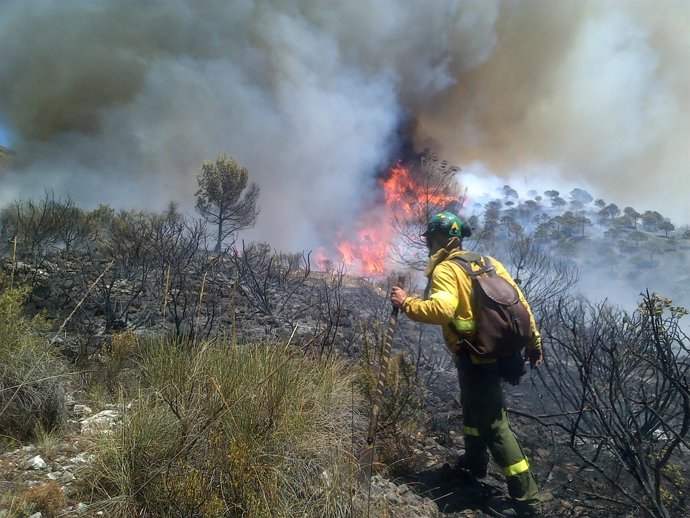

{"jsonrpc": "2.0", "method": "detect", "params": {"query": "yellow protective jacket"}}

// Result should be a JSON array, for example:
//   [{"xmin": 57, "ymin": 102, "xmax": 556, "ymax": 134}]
[{"xmin": 401, "ymin": 248, "xmax": 542, "ymax": 363}]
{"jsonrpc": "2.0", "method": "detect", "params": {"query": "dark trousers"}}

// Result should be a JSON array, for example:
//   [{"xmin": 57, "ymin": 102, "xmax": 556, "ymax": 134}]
[{"xmin": 455, "ymin": 351, "xmax": 539, "ymax": 505}]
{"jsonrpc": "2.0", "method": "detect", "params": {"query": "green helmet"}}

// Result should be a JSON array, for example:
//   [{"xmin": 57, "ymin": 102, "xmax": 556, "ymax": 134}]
[{"xmin": 422, "ymin": 211, "xmax": 464, "ymax": 238}]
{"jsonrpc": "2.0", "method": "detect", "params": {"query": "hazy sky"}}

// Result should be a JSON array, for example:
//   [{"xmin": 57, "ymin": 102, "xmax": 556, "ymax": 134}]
[
  {"xmin": 1, "ymin": 0, "xmax": 688, "ymax": 252},
  {"xmin": 0, "ymin": 120, "xmax": 9, "ymax": 147}
]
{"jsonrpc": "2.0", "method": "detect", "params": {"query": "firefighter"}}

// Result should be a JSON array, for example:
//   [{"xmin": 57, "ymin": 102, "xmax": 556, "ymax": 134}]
[{"xmin": 390, "ymin": 211, "xmax": 544, "ymax": 518}]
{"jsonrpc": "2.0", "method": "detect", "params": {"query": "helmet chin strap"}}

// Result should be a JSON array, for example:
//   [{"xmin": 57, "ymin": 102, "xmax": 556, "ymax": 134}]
[
  {"xmin": 427, "ymin": 235, "xmax": 461, "ymax": 256},
  {"xmin": 445, "ymin": 236, "xmax": 461, "ymax": 251}
]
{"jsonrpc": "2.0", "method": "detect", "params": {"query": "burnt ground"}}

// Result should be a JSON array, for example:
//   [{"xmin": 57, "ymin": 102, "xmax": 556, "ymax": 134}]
[
  {"xmin": 386, "ymin": 315, "xmax": 630, "ymax": 518},
  {"xmin": 402, "ymin": 466, "xmax": 520, "ymax": 516},
  {"xmin": 394, "ymin": 366, "xmax": 564, "ymax": 516},
  {"xmin": 2, "ymin": 256, "xmax": 687, "ymax": 517}
]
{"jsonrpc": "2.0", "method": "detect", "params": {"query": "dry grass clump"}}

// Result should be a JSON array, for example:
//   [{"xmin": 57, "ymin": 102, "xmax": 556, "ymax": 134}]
[
  {"xmin": 81, "ymin": 335, "xmax": 370, "ymax": 517},
  {"xmin": 90, "ymin": 329, "xmax": 143, "ymax": 395},
  {"xmin": 0, "ymin": 490, "xmax": 32, "ymax": 518},
  {"xmin": 0, "ymin": 284, "xmax": 68, "ymax": 440},
  {"xmin": 18, "ymin": 481, "xmax": 66, "ymax": 518},
  {"xmin": 1, "ymin": 481, "xmax": 67, "ymax": 518}
]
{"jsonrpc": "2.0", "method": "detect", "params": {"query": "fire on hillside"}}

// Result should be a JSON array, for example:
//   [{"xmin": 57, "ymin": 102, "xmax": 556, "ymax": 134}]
[{"xmin": 318, "ymin": 161, "xmax": 464, "ymax": 275}]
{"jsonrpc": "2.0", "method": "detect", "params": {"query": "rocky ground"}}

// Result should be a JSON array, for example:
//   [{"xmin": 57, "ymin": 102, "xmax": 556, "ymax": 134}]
[
  {"xmin": 0, "ymin": 257, "xmax": 655, "ymax": 517},
  {"xmin": 0, "ymin": 371, "xmax": 552, "ymax": 518},
  {"xmin": 0, "ymin": 361, "xmax": 573, "ymax": 518}
]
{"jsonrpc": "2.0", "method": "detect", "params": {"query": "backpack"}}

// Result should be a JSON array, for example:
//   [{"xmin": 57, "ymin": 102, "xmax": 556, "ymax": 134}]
[{"xmin": 450, "ymin": 252, "xmax": 533, "ymax": 384}]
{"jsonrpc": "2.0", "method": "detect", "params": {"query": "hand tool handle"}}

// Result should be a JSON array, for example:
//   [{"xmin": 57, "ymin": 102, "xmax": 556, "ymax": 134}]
[{"xmin": 358, "ymin": 275, "xmax": 405, "ymax": 485}]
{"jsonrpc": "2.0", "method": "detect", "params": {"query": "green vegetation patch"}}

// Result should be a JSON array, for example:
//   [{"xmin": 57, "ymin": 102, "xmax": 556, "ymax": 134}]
[
  {"xmin": 81, "ymin": 336, "xmax": 365, "ymax": 518},
  {"xmin": 0, "ymin": 284, "xmax": 68, "ymax": 441}
]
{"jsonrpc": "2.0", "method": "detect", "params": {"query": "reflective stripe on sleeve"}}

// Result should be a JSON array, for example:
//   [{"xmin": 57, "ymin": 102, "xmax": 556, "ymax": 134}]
[
  {"xmin": 452, "ymin": 319, "xmax": 476, "ymax": 331},
  {"xmin": 464, "ymin": 425, "xmax": 480, "ymax": 437},
  {"xmin": 430, "ymin": 290, "xmax": 458, "ymax": 309},
  {"xmin": 503, "ymin": 458, "xmax": 530, "ymax": 476}
]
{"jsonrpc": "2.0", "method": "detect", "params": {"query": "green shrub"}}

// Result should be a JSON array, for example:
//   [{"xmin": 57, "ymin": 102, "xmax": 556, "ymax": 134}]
[
  {"xmin": 81, "ymin": 336, "xmax": 369, "ymax": 517},
  {"xmin": 0, "ymin": 284, "xmax": 68, "ymax": 440}
]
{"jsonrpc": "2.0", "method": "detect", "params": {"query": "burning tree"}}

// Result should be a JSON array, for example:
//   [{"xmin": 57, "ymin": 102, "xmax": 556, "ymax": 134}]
[
  {"xmin": 386, "ymin": 150, "xmax": 464, "ymax": 270},
  {"xmin": 195, "ymin": 153, "xmax": 260, "ymax": 253},
  {"xmin": 327, "ymin": 150, "xmax": 463, "ymax": 275}
]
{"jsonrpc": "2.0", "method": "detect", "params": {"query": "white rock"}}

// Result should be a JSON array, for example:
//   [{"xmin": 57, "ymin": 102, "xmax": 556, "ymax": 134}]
[
  {"xmin": 80, "ymin": 409, "xmax": 119, "ymax": 434},
  {"xmin": 28, "ymin": 513, "xmax": 42, "ymax": 518},
  {"xmin": 61, "ymin": 470, "xmax": 76, "ymax": 483},
  {"xmin": 47, "ymin": 471, "xmax": 62, "ymax": 480},
  {"xmin": 68, "ymin": 452, "xmax": 95, "ymax": 465},
  {"xmin": 25, "ymin": 455, "xmax": 48, "ymax": 470}
]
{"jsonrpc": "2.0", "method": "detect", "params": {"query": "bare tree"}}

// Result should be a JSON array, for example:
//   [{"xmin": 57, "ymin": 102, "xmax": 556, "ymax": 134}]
[
  {"xmin": 50, "ymin": 195, "xmax": 96, "ymax": 252},
  {"xmin": 81, "ymin": 210, "xmax": 160, "ymax": 331},
  {"xmin": 150, "ymin": 210, "xmax": 213, "ymax": 341},
  {"xmin": 4, "ymin": 193, "xmax": 58, "ymax": 258},
  {"xmin": 0, "ymin": 193, "xmax": 65, "ymax": 292},
  {"xmin": 224, "ymin": 241, "xmax": 312, "ymax": 327},
  {"xmin": 1, "ymin": 193, "xmax": 108, "ymax": 259},
  {"xmin": 195, "ymin": 153, "xmax": 260, "ymax": 253},
  {"xmin": 500, "ymin": 234, "xmax": 579, "ymax": 312},
  {"xmin": 311, "ymin": 261, "xmax": 347, "ymax": 357},
  {"xmin": 533, "ymin": 292, "xmax": 690, "ymax": 517}
]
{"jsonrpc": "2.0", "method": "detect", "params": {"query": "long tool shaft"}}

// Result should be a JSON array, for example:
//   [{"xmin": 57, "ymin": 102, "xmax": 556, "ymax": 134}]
[{"xmin": 358, "ymin": 275, "xmax": 405, "ymax": 486}]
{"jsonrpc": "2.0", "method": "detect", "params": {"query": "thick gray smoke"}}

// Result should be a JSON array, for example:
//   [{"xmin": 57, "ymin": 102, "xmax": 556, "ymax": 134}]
[
  {"xmin": 0, "ymin": 0, "xmax": 688, "ymax": 252},
  {"xmin": 416, "ymin": 1, "xmax": 690, "ymax": 222}
]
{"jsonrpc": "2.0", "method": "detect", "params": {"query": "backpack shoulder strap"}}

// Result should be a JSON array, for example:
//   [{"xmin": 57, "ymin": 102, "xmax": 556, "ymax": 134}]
[
  {"xmin": 451, "ymin": 253, "xmax": 495, "ymax": 277},
  {"xmin": 453, "ymin": 251, "xmax": 482, "ymax": 264}
]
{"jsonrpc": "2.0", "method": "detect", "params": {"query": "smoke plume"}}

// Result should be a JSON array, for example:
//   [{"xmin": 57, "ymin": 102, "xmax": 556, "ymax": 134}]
[{"xmin": 0, "ymin": 0, "xmax": 688, "ymax": 252}]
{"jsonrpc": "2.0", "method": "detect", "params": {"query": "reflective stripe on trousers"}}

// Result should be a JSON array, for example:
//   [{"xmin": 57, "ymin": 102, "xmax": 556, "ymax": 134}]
[
  {"xmin": 455, "ymin": 350, "xmax": 539, "ymax": 501},
  {"xmin": 504, "ymin": 458, "xmax": 530, "ymax": 476}
]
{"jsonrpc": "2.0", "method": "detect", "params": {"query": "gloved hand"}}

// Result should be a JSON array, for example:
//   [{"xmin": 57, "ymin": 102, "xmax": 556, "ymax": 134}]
[
  {"xmin": 390, "ymin": 286, "xmax": 408, "ymax": 309},
  {"xmin": 527, "ymin": 346, "xmax": 543, "ymax": 369}
]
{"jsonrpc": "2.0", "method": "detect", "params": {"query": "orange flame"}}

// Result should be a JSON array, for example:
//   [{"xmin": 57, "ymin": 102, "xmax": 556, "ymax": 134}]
[
  {"xmin": 327, "ymin": 162, "xmax": 462, "ymax": 275},
  {"xmin": 333, "ymin": 217, "xmax": 391, "ymax": 275},
  {"xmin": 383, "ymin": 163, "xmax": 461, "ymax": 217}
]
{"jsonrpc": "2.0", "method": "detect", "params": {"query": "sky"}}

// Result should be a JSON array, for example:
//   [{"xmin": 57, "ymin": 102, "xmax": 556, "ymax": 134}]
[{"xmin": 0, "ymin": 0, "xmax": 688, "ymax": 253}]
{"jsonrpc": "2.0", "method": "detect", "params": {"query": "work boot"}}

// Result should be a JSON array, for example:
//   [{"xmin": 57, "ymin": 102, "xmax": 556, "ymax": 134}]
[
  {"xmin": 485, "ymin": 495, "xmax": 542, "ymax": 517},
  {"xmin": 448, "ymin": 453, "xmax": 488, "ymax": 479}
]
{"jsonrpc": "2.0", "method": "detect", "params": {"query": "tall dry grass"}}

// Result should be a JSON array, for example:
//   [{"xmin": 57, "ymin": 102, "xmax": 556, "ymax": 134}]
[{"xmin": 81, "ymin": 334, "xmax": 370, "ymax": 517}]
